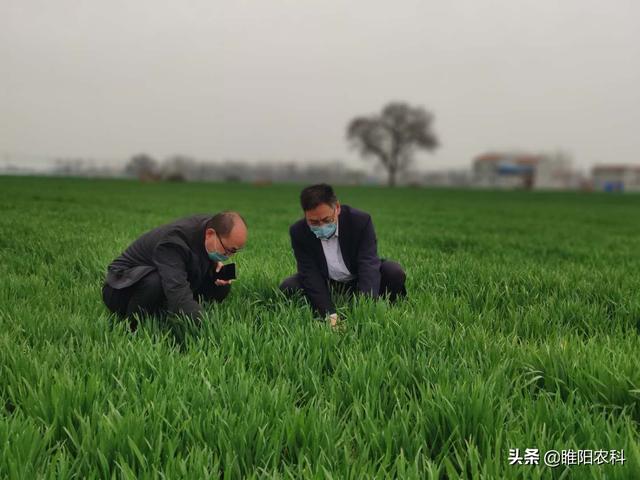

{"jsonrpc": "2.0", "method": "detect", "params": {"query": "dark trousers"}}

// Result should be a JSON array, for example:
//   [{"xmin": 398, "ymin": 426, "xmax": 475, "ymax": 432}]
[
  {"xmin": 279, "ymin": 259, "xmax": 407, "ymax": 303},
  {"xmin": 102, "ymin": 271, "xmax": 230, "ymax": 328}
]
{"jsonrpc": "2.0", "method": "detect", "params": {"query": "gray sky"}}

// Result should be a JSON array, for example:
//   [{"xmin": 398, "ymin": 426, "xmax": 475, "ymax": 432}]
[{"xmin": 2, "ymin": 0, "xmax": 639, "ymax": 171}]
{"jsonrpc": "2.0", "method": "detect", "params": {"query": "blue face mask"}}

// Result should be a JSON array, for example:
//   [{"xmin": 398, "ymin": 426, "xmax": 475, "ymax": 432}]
[
  {"xmin": 310, "ymin": 222, "xmax": 337, "ymax": 239},
  {"xmin": 208, "ymin": 251, "xmax": 229, "ymax": 263}
]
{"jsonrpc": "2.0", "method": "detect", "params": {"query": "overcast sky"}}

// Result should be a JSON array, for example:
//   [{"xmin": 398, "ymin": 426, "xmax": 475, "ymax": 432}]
[{"xmin": 2, "ymin": 0, "xmax": 639, "ymax": 171}]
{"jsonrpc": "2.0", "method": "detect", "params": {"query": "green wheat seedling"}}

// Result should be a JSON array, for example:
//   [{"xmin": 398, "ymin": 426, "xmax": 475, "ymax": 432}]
[{"xmin": 1, "ymin": 177, "xmax": 639, "ymax": 478}]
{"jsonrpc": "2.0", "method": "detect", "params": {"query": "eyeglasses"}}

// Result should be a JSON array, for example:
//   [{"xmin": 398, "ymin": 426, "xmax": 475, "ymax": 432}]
[
  {"xmin": 306, "ymin": 208, "xmax": 338, "ymax": 227},
  {"xmin": 217, "ymin": 231, "xmax": 241, "ymax": 255}
]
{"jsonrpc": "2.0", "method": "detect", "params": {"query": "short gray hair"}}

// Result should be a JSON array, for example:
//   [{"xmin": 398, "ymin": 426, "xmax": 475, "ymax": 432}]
[{"xmin": 206, "ymin": 211, "xmax": 247, "ymax": 236}]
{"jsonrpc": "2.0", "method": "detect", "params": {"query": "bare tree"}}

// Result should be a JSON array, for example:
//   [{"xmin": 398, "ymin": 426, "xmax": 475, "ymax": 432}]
[
  {"xmin": 161, "ymin": 155, "xmax": 196, "ymax": 182},
  {"xmin": 347, "ymin": 102, "xmax": 439, "ymax": 186},
  {"xmin": 125, "ymin": 153, "xmax": 159, "ymax": 181}
]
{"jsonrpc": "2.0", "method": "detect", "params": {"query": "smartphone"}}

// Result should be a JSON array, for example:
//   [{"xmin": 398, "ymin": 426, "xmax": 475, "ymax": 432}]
[{"xmin": 217, "ymin": 263, "xmax": 236, "ymax": 281}]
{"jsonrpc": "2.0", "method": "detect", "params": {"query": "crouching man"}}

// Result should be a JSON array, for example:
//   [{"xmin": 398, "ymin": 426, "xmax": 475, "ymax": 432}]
[
  {"xmin": 280, "ymin": 184, "xmax": 406, "ymax": 326},
  {"xmin": 102, "ymin": 211, "xmax": 246, "ymax": 329}
]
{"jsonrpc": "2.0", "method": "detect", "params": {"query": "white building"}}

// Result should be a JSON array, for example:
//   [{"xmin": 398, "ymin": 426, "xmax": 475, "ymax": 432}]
[
  {"xmin": 473, "ymin": 151, "xmax": 577, "ymax": 190},
  {"xmin": 592, "ymin": 165, "xmax": 640, "ymax": 192}
]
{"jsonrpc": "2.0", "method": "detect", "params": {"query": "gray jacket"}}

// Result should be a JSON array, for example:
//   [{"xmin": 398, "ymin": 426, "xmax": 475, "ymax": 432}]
[{"xmin": 105, "ymin": 214, "xmax": 215, "ymax": 318}]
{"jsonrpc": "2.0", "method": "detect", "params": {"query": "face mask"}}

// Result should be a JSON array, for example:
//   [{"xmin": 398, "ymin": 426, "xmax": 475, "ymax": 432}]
[
  {"xmin": 208, "ymin": 251, "xmax": 228, "ymax": 263},
  {"xmin": 310, "ymin": 222, "xmax": 337, "ymax": 239}
]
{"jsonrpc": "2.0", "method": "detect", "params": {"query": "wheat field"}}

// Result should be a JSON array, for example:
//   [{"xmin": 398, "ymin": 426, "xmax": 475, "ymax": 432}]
[{"xmin": 1, "ymin": 176, "xmax": 639, "ymax": 478}]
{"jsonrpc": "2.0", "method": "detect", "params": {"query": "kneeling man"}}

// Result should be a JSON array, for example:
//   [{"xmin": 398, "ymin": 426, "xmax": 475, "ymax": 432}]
[
  {"xmin": 280, "ymin": 184, "xmax": 406, "ymax": 325},
  {"xmin": 103, "ymin": 211, "xmax": 247, "ymax": 327}
]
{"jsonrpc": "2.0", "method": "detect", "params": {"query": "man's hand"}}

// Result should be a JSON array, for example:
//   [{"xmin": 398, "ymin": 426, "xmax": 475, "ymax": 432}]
[
  {"xmin": 214, "ymin": 262, "xmax": 234, "ymax": 286},
  {"xmin": 327, "ymin": 313, "xmax": 339, "ymax": 328}
]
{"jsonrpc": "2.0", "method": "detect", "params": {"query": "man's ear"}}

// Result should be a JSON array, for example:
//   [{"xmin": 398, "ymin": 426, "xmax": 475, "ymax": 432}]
[
  {"xmin": 335, "ymin": 201, "xmax": 341, "ymax": 216},
  {"xmin": 205, "ymin": 228, "xmax": 215, "ymax": 240}
]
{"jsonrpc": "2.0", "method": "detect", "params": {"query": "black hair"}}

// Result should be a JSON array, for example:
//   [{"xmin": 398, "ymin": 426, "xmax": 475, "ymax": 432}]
[
  {"xmin": 206, "ymin": 211, "xmax": 247, "ymax": 237},
  {"xmin": 300, "ymin": 183, "xmax": 337, "ymax": 211}
]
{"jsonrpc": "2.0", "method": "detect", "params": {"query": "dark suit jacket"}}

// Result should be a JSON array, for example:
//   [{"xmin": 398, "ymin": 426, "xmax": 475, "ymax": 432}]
[
  {"xmin": 105, "ymin": 214, "xmax": 217, "ymax": 319},
  {"xmin": 289, "ymin": 204, "xmax": 382, "ymax": 316}
]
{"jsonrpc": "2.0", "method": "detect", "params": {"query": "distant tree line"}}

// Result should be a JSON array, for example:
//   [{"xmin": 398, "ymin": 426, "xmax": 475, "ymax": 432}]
[
  {"xmin": 123, "ymin": 154, "xmax": 368, "ymax": 185},
  {"xmin": 41, "ymin": 100, "xmax": 440, "ymax": 187},
  {"xmin": 124, "ymin": 101, "xmax": 439, "ymax": 186}
]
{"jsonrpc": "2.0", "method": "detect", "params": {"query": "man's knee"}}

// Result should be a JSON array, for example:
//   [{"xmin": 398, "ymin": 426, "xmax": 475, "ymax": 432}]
[
  {"xmin": 381, "ymin": 260, "xmax": 406, "ymax": 288},
  {"xmin": 139, "ymin": 272, "xmax": 164, "ymax": 297},
  {"xmin": 279, "ymin": 274, "xmax": 303, "ymax": 295}
]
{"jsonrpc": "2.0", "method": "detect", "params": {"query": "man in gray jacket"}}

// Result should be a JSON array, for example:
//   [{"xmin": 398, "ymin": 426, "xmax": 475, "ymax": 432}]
[{"xmin": 102, "ymin": 211, "xmax": 247, "ymax": 327}]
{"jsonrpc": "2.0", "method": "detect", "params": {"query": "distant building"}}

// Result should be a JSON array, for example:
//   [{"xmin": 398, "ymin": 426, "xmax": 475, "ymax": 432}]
[
  {"xmin": 592, "ymin": 165, "xmax": 640, "ymax": 192},
  {"xmin": 472, "ymin": 151, "xmax": 577, "ymax": 190}
]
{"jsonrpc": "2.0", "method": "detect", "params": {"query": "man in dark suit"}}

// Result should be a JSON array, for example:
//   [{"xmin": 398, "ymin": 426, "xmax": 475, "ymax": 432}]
[
  {"xmin": 102, "ymin": 211, "xmax": 247, "ymax": 328},
  {"xmin": 280, "ymin": 184, "xmax": 406, "ymax": 326}
]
